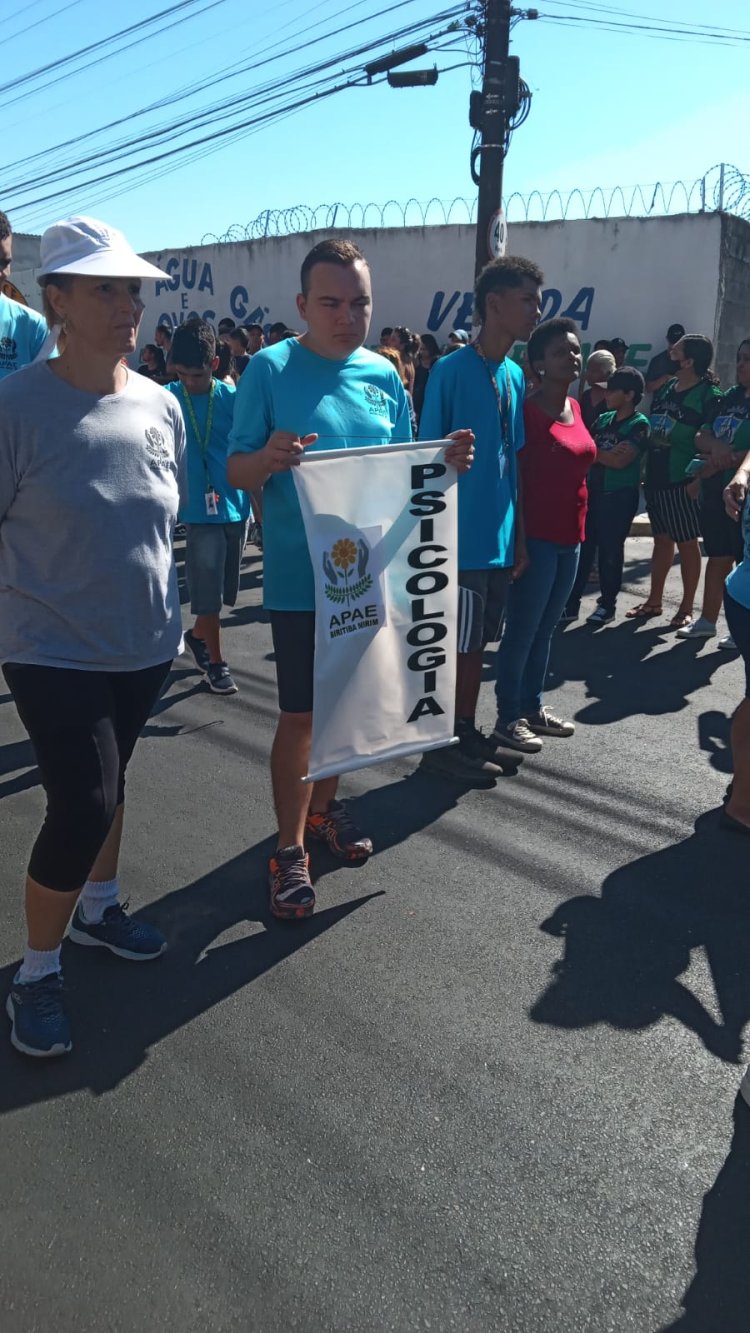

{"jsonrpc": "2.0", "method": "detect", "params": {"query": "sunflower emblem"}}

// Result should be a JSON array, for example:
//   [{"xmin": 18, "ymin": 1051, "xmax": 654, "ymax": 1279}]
[
  {"xmin": 331, "ymin": 538, "xmax": 357, "ymax": 572},
  {"xmin": 322, "ymin": 534, "xmax": 373, "ymax": 605}
]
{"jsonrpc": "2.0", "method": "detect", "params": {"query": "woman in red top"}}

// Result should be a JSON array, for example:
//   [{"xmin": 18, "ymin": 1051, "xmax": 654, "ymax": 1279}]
[{"xmin": 494, "ymin": 318, "xmax": 596, "ymax": 753}]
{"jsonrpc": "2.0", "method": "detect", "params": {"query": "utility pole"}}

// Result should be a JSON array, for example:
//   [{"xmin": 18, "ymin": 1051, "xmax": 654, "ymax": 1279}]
[{"xmin": 473, "ymin": 0, "xmax": 512, "ymax": 278}]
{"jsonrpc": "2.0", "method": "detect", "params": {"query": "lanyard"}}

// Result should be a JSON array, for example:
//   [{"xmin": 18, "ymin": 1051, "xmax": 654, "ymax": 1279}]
[
  {"xmin": 471, "ymin": 342, "xmax": 513, "ymax": 453},
  {"xmin": 180, "ymin": 380, "xmax": 216, "ymax": 490}
]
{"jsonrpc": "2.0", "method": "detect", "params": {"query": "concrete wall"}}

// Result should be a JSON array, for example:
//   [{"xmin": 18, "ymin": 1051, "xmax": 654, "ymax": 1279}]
[
  {"xmin": 12, "ymin": 214, "xmax": 727, "ymax": 373},
  {"xmin": 7, "ymin": 233, "xmax": 44, "ymax": 310},
  {"xmin": 140, "ymin": 213, "xmax": 723, "ymax": 369},
  {"xmin": 715, "ymin": 213, "xmax": 750, "ymax": 386}
]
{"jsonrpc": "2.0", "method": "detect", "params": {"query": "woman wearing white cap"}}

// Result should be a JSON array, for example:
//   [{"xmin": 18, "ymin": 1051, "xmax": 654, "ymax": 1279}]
[{"xmin": 0, "ymin": 216, "xmax": 186, "ymax": 1058}]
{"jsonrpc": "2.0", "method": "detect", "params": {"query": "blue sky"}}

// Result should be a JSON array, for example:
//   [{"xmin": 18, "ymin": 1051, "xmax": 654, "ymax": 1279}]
[{"xmin": 5, "ymin": 0, "xmax": 749, "ymax": 251}]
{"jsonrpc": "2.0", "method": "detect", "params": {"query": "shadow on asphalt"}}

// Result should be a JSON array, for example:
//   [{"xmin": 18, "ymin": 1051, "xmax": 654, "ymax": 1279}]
[
  {"xmin": 660, "ymin": 1097, "xmax": 750, "ymax": 1333},
  {"xmin": 697, "ymin": 708, "xmax": 734, "ymax": 775},
  {"xmin": 0, "ymin": 768, "xmax": 481, "ymax": 1113},
  {"xmin": 0, "ymin": 737, "xmax": 39, "ymax": 798},
  {"xmin": 0, "ymin": 844, "xmax": 383, "ymax": 1114},
  {"xmin": 530, "ymin": 810, "xmax": 750, "ymax": 1065},
  {"xmin": 547, "ymin": 621, "xmax": 728, "ymax": 723},
  {"xmin": 316, "ymin": 767, "xmax": 504, "ymax": 872},
  {"xmin": 0, "ymin": 669, "xmax": 209, "ymax": 790}
]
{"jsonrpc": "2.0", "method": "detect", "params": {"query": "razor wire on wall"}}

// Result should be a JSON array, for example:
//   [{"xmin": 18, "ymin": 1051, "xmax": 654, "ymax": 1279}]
[{"xmin": 202, "ymin": 164, "xmax": 750, "ymax": 244}]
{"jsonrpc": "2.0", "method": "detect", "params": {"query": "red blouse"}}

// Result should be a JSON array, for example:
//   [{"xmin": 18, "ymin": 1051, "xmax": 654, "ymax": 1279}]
[{"xmin": 520, "ymin": 397, "xmax": 597, "ymax": 545}]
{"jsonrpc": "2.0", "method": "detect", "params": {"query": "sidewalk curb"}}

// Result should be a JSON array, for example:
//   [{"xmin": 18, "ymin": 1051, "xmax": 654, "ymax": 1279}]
[{"xmin": 630, "ymin": 514, "xmax": 652, "ymax": 538}]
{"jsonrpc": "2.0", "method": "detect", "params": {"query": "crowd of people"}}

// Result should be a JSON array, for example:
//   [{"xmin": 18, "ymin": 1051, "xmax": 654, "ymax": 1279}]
[{"xmin": 1, "ymin": 206, "xmax": 749, "ymax": 1078}]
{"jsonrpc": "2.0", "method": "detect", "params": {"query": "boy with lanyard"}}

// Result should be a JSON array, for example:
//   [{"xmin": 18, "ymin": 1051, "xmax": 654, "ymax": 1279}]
[
  {"xmin": 417, "ymin": 254, "xmax": 543, "ymax": 781},
  {"xmin": 168, "ymin": 318, "xmax": 250, "ymax": 694},
  {"xmin": 565, "ymin": 366, "xmax": 650, "ymax": 625}
]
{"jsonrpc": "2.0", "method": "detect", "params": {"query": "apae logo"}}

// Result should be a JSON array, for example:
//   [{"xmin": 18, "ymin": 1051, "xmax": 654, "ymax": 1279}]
[
  {"xmin": 322, "ymin": 534, "xmax": 381, "ymax": 639},
  {"xmin": 0, "ymin": 335, "xmax": 18, "ymax": 370},
  {"xmin": 144, "ymin": 426, "xmax": 170, "ymax": 469},
  {"xmin": 363, "ymin": 383, "xmax": 389, "ymax": 418}
]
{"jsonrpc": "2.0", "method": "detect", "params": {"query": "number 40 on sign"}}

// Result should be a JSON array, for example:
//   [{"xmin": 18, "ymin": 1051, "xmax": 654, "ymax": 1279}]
[{"xmin": 488, "ymin": 209, "xmax": 507, "ymax": 260}]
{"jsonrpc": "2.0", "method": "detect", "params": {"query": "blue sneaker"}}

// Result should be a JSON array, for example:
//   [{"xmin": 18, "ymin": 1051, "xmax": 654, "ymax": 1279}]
[
  {"xmin": 184, "ymin": 628, "xmax": 210, "ymax": 674},
  {"xmin": 6, "ymin": 972, "xmax": 72, "ymax": 1058},
  {"xmin": 206, "ymin": 661, "xmax": 238, "ymax": 695},
  {"xmin": 68, "ymin": 902, "xmax": 167, "ymax": 960}
]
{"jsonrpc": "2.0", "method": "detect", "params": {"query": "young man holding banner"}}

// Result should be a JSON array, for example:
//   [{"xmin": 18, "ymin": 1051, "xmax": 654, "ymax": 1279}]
[
  {"xmin": 227, "ymin": 239, "xmax": 473, "ymax": 919},
  {"xmin": 417, "ymin": 255, "xmax": 544, "ymax": 781}
]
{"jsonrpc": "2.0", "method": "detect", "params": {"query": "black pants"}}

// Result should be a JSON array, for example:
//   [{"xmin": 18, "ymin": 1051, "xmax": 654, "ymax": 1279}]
[
  {"xmin": 2, "ymin": 661, "xmax": 171, "ymax": 892},
  {"xmin": 568, "ymin": 487, "xmax": 640, "ymax": 613}
]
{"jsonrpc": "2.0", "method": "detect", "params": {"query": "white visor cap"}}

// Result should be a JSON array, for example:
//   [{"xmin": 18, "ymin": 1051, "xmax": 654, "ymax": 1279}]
[{"xmin": 38, "ymin": 215, "xmax": 168, "ymax": 281}]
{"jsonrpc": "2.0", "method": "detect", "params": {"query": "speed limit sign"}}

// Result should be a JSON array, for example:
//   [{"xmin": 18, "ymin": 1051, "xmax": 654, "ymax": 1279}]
[{"xmin": 488, "ymin": 209, "xmax": 507, "ymax": 259}]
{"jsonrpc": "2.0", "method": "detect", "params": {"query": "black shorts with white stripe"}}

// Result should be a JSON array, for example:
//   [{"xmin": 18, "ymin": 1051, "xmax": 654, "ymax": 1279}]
[
  {"xmin": 457, "ymin": 568, "xmax": 512, "ymax": 653},
  {"xmin": 645, "ymin": 482, "xmax": 702, "ymax": 544}
]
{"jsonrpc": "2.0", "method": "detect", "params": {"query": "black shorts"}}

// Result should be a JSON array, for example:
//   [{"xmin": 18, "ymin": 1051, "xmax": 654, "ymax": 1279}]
[
  {"xmin": 646, "ymin": 482, "xmax": 702, "ymax": 544},
  {"xmin": 270, "ymin": 611, "xmax": 315, "ymax": 713},
  {"xmin": 724, "ymin": 590, "xmax": 750, "ymax": 697},
  {"xmin": 458, "ymin": 568, "xmax": 512, "ymax": 653},
  {"xmin": 2, "ymin": 660, "xmax": 171, "ymax": 892},
  {"xmin": 699, "ymin": 487, "xmax": 744, "ymax": 561}
]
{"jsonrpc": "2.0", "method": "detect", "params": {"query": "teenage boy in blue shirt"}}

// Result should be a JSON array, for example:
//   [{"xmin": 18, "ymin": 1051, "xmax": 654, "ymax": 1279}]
[
  {"xmin": 418, "ymin": 255, "xmax": 543, "ymax": 781},
  {"xmin": 168, "ymin": 318, "xmax": 250, "ymax": 695},
  {"xmin": 0, "ymin": 210, "xmax": 49, "ymax": 379},
  {"xmin": 228, "ymin": 239, "xmax": 474, "ymax": 920}
]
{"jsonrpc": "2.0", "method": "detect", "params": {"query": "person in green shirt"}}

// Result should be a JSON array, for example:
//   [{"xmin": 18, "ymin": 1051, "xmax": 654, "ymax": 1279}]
[
  {"xmin": 676, "ymin": 338, "xmax": 750, "ymax": 643},
  {"xmin": 564, "ymin": 367, "xmax": 650, "ymax": 624},
  {"xmin": 627, "ymin": 334, "xmax": 722, "ymax": 628}
]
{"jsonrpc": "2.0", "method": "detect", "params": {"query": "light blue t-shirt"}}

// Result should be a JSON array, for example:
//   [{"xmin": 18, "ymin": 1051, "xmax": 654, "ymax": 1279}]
[
  {"xmin": 726, "ymin": 501, "xmax": 750, "ymax": 611},
  {"xmin": 228, "ymin": 339, "xmax": 412, "ymax": 610},
  {"xmin": 418, "ymin": 345, "xmax": 525, "ymax": 569},
  {"xmin": 0, "ymin": 294, "xmax": 48, "ymax": 379},
  {"xmin": 168, "ymin": 379, "xmax": 249, "ymax": 525}
]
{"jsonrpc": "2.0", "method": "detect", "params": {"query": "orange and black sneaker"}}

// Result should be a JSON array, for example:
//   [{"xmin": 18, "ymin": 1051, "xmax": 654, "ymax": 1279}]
[
  {"xmin": 305, "ymin": 800, "xmax": 373, "ymax": 863},
  {"xmin": 269, "ymin": 845, "xmax": 315, "ymax": 920}
]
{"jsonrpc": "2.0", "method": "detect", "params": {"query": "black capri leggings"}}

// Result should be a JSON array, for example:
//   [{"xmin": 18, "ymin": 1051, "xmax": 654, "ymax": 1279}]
[{"xmin": 2, "ymin": 661, "xmax": 171, "ymax": 893}]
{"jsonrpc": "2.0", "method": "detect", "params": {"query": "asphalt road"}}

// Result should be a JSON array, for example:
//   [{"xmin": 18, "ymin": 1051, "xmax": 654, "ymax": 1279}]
[{"xmin": 1, "ymin": 537, "xmax": 749, "ymax": 1333}]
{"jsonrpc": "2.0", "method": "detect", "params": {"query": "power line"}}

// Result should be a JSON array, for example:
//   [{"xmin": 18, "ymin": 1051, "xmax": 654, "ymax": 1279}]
[
  {"xmin": 6, "ymin": 0, "xmax": 85, "ymax": 48},
  {"xmin": 10, "ymin": 10, "xmax": 470, "ymax": 220},
  {"xmin": 2, "ymin": 0, "xmax": 310, "ymax": 138},
  {"xmin": 537, "ymin": 8, "xmax": 750, "ymax": 46},
  {"xmin": 6, "ymin": 5, "xmax": 469, "ymax": 206},
  {"xmin": 4, "ymin": 0, "xmax": 440, "ymax": 180},
  {"xmin": 539, "ymin": 0, "xmax": 750, "ymax": 37},
  {"xmin": 0, "ymin": 0, "xmax": 222, "ymax": 99}
]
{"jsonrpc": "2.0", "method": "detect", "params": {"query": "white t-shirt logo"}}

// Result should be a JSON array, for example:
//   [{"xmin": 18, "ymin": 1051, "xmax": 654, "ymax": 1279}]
[{"xmin": 144, "ymin": 426, "xmax": 170, "ymax": 469}]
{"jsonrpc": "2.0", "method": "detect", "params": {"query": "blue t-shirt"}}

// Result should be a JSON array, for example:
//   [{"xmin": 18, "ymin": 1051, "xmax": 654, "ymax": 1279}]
[
  {"xmin": 228, "ymin": 339, "xmax": 412, "ymax": 610},
  {"xmin": 0, "ymin": 294, "xmax": 48, "ymax": 380},
  {"xmin": 725, "ymin": 501, "xmax": 750, "ymax": 611},
  {"xmin": 418, "ymin": 345, "xmax": 525, "ymax": 569},
  {"xmin": 168, "ymin": 379, "xmax": 249, "ymax": 525}
]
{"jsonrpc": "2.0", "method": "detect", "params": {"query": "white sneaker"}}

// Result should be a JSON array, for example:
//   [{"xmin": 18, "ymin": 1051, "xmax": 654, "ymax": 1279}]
[
  {"xmin": 676, "ymin": 615, "xmax": 716, "ymax": 639},
  {"xmin": 526, "ymin": 707, "xmax": 575, "ymax": 738},
  {"xmin": 719, "ymin": 633, "xmax": 737, "ymax": 650},
  {"xmin": 491, "ymin": 718, "xmax": 544, "ymax": 754}
]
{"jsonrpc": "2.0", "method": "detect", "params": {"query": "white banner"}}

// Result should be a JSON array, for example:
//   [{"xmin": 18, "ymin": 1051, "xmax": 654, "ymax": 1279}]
[{"xmin": 292, "ymin": 440, "xmax": 458, "ymax": 782}]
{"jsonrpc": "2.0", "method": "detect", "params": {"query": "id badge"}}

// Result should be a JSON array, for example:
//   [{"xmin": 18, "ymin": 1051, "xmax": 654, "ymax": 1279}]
[
  {"xmin": 205, "ymin": 490, "xmax": 218, "ymax": 517},
  {"xmin": 498, "ymin": 454, "xmax": 507, "ymax": 480}
]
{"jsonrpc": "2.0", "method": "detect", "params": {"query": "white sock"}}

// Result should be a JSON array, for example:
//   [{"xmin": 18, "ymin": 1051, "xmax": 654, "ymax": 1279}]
[
  {"xmin": 17, "ymin": 944, "xmax": 62, "ymax": 985},
  {"xmin": 78, "ymin": 876, "xmax": 120, "ymax": 924}
]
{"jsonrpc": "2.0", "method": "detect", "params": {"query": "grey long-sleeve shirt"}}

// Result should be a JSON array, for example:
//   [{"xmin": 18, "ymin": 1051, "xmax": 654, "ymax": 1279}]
[{"xmin": 0, "ymin": 361, "xmax": 187, "ymax": 671}]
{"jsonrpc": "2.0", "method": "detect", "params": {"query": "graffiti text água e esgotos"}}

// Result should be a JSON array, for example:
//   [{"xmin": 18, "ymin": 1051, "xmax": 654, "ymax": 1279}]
[{"xmin": 153, "ymin": 258, "xmax": 270, "ymax": 332}]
